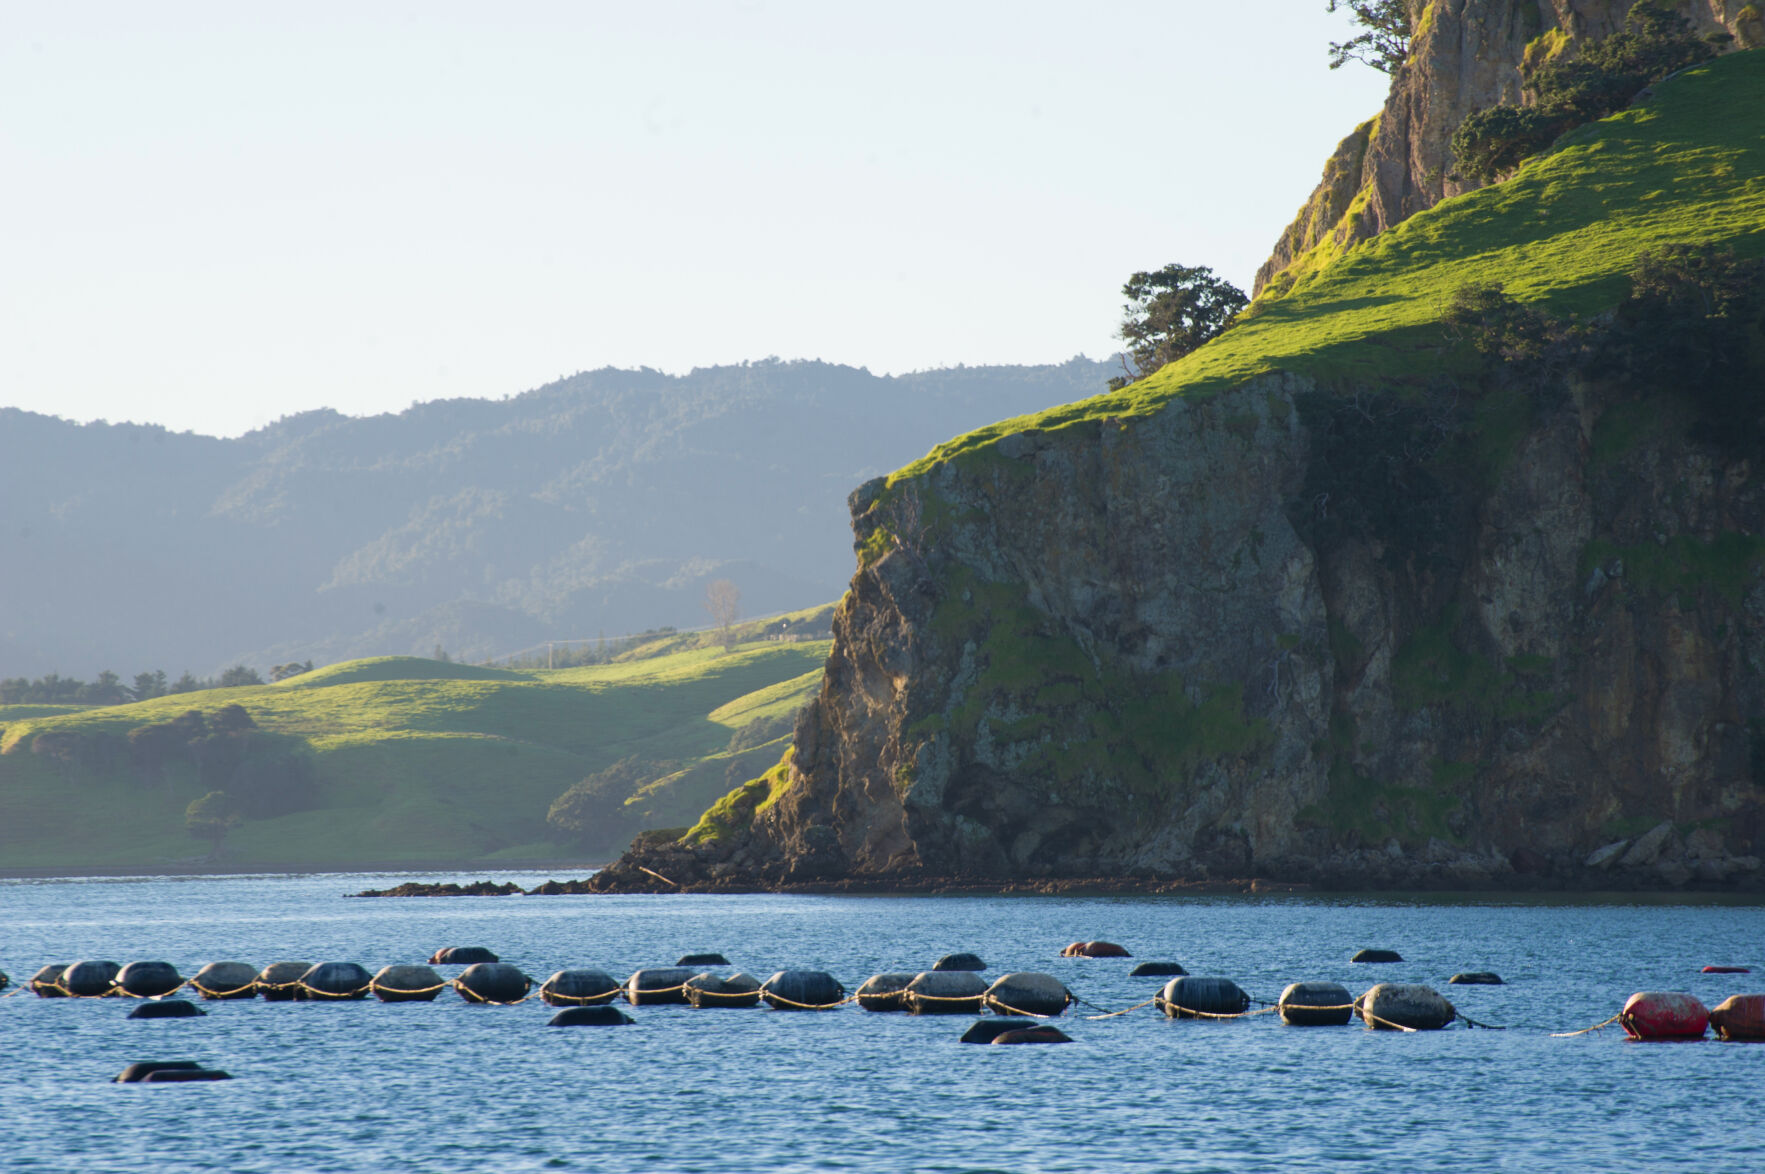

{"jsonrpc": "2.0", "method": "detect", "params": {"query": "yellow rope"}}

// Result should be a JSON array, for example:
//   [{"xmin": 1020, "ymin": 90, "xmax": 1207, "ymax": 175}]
[
  {"xmin": 1359, "ymin": 1010, "xmax": 1420, "ymax": 1033},
  {"xmin": 761, "ymin": 989, "xmax": 855, "ymax": 1010},
  {"xmin": 185, "ymin": 978, "xmax": 258, "ymax": 999},
  {"xmin": 449, "ymin": 979, "xmax": 532, "ymax": 1005},
  {"xmin": 983, "ymin": 998, "xmax": 1073, "ymax": 1019},
  {"xmin": 52, "ymin": 981, "xmax": 120, "ymax": 999},
  {"xmin": 1551, "ymin": 1013, "xmax": 1623, "ymax": 1038},
  {"xmin": 371, "ymin": 981, "xmax": 449, "ymax": 997},
  {"xmin": 542, "ymin": 990, "xmax": 620, "ymax": 1005},
  {"xmin": 1085, "ymin": 997, "xmax": 1159, "ymax": 1020},
  {"xmin": 296, "ymin": 980, "xmax": 371, "ymax": 999},
  {"xmin": 625, "ymin": 982, "xmax": 690, "ymax": 1001},
  {"xmin": 1161, "ymin": 1003, "xmax": 1281, "ymax": 1021}
]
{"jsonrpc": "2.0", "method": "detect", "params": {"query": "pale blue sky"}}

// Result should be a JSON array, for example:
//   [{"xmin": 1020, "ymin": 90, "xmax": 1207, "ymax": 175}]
[{"xmin": 2, "ymin": 2, "xmax": 1390, "ymax": 437}]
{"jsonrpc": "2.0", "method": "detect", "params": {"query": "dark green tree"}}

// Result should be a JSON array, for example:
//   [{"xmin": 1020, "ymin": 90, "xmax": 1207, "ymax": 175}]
[
  {"xmin": 217, "ymin": 664, "xmax": 263, "ymax": 688},
  {"xmin": 186, "ymin": 791, "xmax": 241, "ymax": 854},
  {"xmin": 1110, "ymin": 264, "xmax": 1248, "ymax": 390},
  {"xmin": 1326, "ymin": 1, "xmax": 1415, "ymax": 74},
  {"xmin": 131, "ymin": 670, "xmax": 168, "ymax": 702}
]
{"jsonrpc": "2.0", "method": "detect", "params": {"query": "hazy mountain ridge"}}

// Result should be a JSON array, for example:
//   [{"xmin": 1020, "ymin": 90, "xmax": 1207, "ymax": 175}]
[{"xmin": 2, "ymin": 357, "xmax": 1114, "ymax": 678}]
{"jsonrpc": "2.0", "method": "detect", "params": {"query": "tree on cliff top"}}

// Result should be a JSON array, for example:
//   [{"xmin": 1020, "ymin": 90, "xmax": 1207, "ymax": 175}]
[
  {"xmin": 1326, "ymin": 0, "xmax": 1415, "ymax": 74},
  {"xmin": 1109, "ymin": 265, "xmax": 1248, "ymax": 391}
]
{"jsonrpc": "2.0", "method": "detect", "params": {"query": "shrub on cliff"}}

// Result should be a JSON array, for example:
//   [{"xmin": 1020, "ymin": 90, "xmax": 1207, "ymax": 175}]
[{"xmin": 1109, "ymin": 264, "xmax": 1247, "ymax": 391}]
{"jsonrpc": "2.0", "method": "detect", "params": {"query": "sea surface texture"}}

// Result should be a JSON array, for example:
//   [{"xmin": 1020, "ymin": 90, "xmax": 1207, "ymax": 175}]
[{"xmin": 2, "ymin": 873, "xmax": 1763, "ymax": 1173}]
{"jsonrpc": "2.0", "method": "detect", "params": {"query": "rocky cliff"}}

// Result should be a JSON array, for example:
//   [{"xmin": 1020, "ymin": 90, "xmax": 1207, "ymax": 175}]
[
  {"xmin": 590, "ymin": 32, "xmax": 1765, "ymax": 895},
  {"xmin": 1255, "ymin": 0, "xmax": 1750, "ymax": 295}
]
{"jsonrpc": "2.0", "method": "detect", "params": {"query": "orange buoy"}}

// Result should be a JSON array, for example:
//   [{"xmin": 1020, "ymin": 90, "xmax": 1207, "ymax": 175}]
[
  {"xmin": 1709, "ymin": 995, "xmax": 1765, "ymax": 1041},
  {"xmin": 1702, "ymin": 966, "xmax": 1751, "ymax": 974},
  {"xmin": 1060, "ymin": 941, "xmax": 1130, "ymax": 958},
  {"xmin": 1619, "ymin": 992, "xmax": 1708, "ymax": 1040}
]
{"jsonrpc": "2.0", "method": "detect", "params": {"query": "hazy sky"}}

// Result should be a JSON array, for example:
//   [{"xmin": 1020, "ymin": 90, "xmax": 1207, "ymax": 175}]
[{"xmin": 3, "ymin": 2, "xmax": 1390, "ymax": 437}]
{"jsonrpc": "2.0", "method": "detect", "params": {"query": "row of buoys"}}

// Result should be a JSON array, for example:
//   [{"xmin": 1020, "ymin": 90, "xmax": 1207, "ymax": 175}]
[{"xmin": 1617, "ymin": 992, "xmax": 1765, "ymax": 1041}]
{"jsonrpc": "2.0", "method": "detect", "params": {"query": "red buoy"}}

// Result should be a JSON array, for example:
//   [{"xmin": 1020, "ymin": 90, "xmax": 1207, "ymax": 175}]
[
  {"xmin": 1619, "ymin": 992, "xmax": 1708, "ymax": 1041},
  {"xmin": 1702, "ymin": 966, "xmax": 1751, "ymax": 974},
  {"xmin": 1709, "ymin": 995, "xmax": 1765, "ymax": 1041}
]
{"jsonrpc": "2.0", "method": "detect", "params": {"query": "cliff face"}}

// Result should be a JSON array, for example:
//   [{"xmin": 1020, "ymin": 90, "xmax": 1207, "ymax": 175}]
[
  {"xmin": 616, "ymin": 365, "xmax": 1765, "ymax": 891},
  {"xmin": 1255, "ymin": 0, "xmax": 1745, "ymax": 294}
]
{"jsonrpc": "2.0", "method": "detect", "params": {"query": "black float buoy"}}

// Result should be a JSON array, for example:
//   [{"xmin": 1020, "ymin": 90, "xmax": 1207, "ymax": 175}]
[
  {"xmin": 1277, "ymin": 981, "xmax": 1354, "ymax": 1026},
  {"xmin": 1359, "ymin": 983, "xmax": 1456, "ymax": 1030},
  {"xmin": 429, "ymin": 946, "xmax": 499, "ymax": 965},
  {"xmin": 29, "ymin": 964, "xmax": 69, "ymax": 998},
  {"xmin": 116, "ymin": 961, "xmax": 185, "ymax": 999},
  {"xmin": 683, "ymin": 972, "xmax": 762, "ymax": 1008},
  {"xmin": 625, "ymin": 967, "xmax": 696, "ymax": 1005},
  {"xmin": 676, "ymin": 953, "xmax": 730, "ymax": 967},
  {"xmin": 1351, "ymin": 949, "xmax": 1404, "ymax": 964},
  {"xmin": 255, "ymin": 962, "xmax": 313, "ymax": 1001},
  {"xmin": 904, "ymin": 971, "xmax": 987, "ymax": 1015},
  {"xmin": 60, "ymin": 959, "xmax": 121, "ymax": 997},
  {"xmin": 371, "ymin": 964, "xmax": 446, "ymax": 1002},
  {"xmin": 0, "ymin": 969, "xmax": 8, "ymax": 993},
  {"xmin": 760, "ymin": 970, "xmax": 846, "ymax": 1010},
  {"xmin": 140, "ymin": 1068, "xmax": 232, "ymax": 1082},
  {"xmin": 114, "ymin": 1061, "xmax": 203, "ymax": 1083},
  {"xmin": 128, "ymin": 999, "xmax": 206, "ymax": 1020},
  {"xmin": 1155, "ymin": 977, "xmax": 1250, "ymax": 1019},
  {"xmin": 855, "ymin": 972, "xmax": 917, "ymax": 1012},
  {"xmin": 983, "ymin": 973, "xmax": 1073, "ymax": 1018},
  {"xmin": 453, "ymin": 962, "xmax": 532, "ymax": 1004},
  {"xmin": 1129, "ymin": 961, "xmax": 1188, "ymax": 977},
  {"xmin": 548, "ymin": 1005, "xmax": 635, "ymax": 1026},
  {"xmin": 960, "ymin": 1019, "xmax": 1028, "ymax": 1044},
  {"xmin": 540, "ymin": 969, "xmax": 621, "ymax": 1007},
  {"xmin": 991, "ymin": 1026, "xmax": 1073, "ymax": 1045},
  {"xmin": 1449, "ymin": 972, "xmax": 1504, "ymax": 985},
  {"xmin": 932, "ymin": 952, "xmax": 986, "ymax": 972},
  {"xmin": 190, "ymin": 962, "xmax": 259, "ymax": 1000},
  {"xmin": 297, "ymin": 962, "xmax": 373, "ymax": 1001}
]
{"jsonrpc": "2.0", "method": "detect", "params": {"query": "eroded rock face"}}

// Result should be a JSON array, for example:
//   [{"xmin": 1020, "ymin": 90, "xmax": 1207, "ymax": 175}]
[
  {"xmin": 595, "ymin": 357, "xmax": 1765, "ymax": 893},
  {"xmin": 1256, "ymin": 0, "xmax": 1744, "ymax": 294}
]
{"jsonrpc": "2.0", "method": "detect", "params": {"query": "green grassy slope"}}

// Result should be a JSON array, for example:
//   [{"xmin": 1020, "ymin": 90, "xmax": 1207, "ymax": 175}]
[
  {"xmin": 0, "ymin": 640, "xmax": 828, "ymax": 872},
  {"xmin": 893, "ymin": 49, "xmax": 1765, "ymax": 481}
]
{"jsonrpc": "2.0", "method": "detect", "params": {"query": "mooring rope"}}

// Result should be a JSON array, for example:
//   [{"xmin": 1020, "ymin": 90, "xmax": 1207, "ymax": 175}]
[
  {"xmin": 184, "ymin": 978, "xmax": 259, "ymax": 999},
  {"xmin": 1083, "ymin": 996, "xmax": 1159, "ymax": 1020},
  {"xmin": 1455, "ymin": 1011, "xmax": 1505, "ymax": 1030},
  {"xmin": 449, "ymin": 979, "xmax": 532, "ymax": 1005},
  {"xmin": 296, "ymin": 980, "xmax": 372, "ymax": 1000},
  {"xmin": 1551, "ymin": 1013, "xmax": 1623, "ymax": 1038},
  {"xmin": 371, "ymin": 981, "xmax": 450, "ymax": 998},
  {"xmin": 759, "ymin": 989, "xmax": 857, "ymax": 1010},
  {"xmin": 541, "ymin": 989, "xmax": 621, "ymax": 1006}
]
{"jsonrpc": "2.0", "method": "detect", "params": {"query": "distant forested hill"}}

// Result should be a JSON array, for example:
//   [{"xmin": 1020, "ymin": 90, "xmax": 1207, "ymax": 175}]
[{"xmin": 0, "ymin": 358, "xmax": 1113, "ymax": 678}]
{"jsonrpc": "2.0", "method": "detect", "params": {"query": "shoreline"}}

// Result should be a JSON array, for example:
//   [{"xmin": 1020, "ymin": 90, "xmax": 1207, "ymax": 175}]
[{"xmin": 0, "ymin": 857, "xmax": 611, "ymax": 882}]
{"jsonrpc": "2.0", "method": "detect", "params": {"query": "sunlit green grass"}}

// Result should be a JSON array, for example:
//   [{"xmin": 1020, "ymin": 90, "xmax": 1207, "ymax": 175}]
[
  {"xmin": 0, "ymin": 640, "xmax": 829, "ymax": 872},
  {"xmin": 892, "ymin": 50, "xmax": 1765, "ymax": 481}
]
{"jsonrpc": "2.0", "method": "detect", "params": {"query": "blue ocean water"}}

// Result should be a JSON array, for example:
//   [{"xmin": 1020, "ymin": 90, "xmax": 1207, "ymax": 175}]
[{"xmin": 2, "ymin": 872, "xmax": 1763, "ymax": 1173}]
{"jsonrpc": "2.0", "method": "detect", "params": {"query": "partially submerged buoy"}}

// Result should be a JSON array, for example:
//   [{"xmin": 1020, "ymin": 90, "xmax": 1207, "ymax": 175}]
[
  {"xmin": 625, "ymin": 967, "xmax": 696, "ymax": 1005},
  {"xmin": 1359, "ymin": 983, "xmax": 1455, "ymax": 1031},
  {"xmin": 932, "ymin": 953, "xmax": 986, "ymax": 972},
  {"xmin": 983, "ymin": 973, "xmax": 1072, "ymax": 1018},
  {"xmin": 855, "ymin": 972, "xmax": 917, "ymax": 1012},
  {"xmin": 30, "ymin": 964, "xmax": 69, "ymax": 998},
  {"xmin": 1351, "ymin": 949, "xmax": 1403, "ymax": 964},
  {"xmin": 116, "ymin": 961, "xmax": 184, "ymax": 999},
  {"xmin": 429, "ymin": 946, "xmax": 499, "ymax": 965},
  {"xmin": 114, "ymin": 1061, "xmax": 231, "ymax": 1083},
  {"xmin": 60, "ymin": 959, "xmax": 121, "ymax": 997},
  {"xmin": 1620, "ymin": 992, "xmax": 1708, "ymax": 1041},
  {"xmin": 548, "ymin": 1005, "xmax": 634, "ymax": 1026},
  {"xmin": 1449, "ymin": 972, "xmax": 1504, "ymax": 985},
  {"xmin": 1277, "ymin": 981, "xmax": 1354, "ymax": 1027},
  {"xmin": 960, "ymin": 1019, "xmax": 1028, "ymax": 1044},
  {"xmin": 760, "ymin": 970, "xmax": 846, "ymax": 1010},
  {"xmin": 1129, "ymin": 962, "xmax": 1187, "ymax": 977},
  {"xmin": 128, "ymin": 999, "xmax": 205, "ymax": 1020},
  {"xmin": 0, "ymin": 969, "xmax": 8, "ymax": 993},
  {"xmin": 190, "ymin": 962, "xmax": 259, "ymax": 1000},
  {"xmin": 454, "ymin": 962, "xmax": 531, "ymax": 1004},
  {"xmin": 371, "ymin": 964, "xmax": 446, "ymax": 1002},
  {"xmin": 297, "ymin": 962, "xmax": 372, "ymax": 1001},
  {"xmin": 1061, "ymin": 942, "xmax": 1130, "ymax": 958},
  {"xmin": 676, "ymin": 953, "xmax": 730, "ymax": 967},
  {"xmin": 1156, "ymin": 977, "xmax": 1250, "ymax": 1020},
  {"xmin": 904, "ymin": 970, "xmax": 987, "ymax": 1015},
  {"xmin": 1708, "ymin": 995, "xmax": 1765, "ymax": 1041},
  {"xmin": 991, "ymin": 1026, "xmax": 1072, "ymax": 1045},
  {"xmin": 256, "ymin": 961, "xmax": 313, "ymax": 1001},
  {"xmin": 540, "ymin": 969, "xmax": 621, "ymax": 1007},
  {"xmin": 1703, "ymin": 966, "xmax": 1752, "ymax": 975},
  {"xmin": 684, "ymin": 972, "xmax": 762, "ymax": 1008}
]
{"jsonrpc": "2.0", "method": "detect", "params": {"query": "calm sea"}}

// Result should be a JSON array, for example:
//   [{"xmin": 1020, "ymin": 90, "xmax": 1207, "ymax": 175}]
[{"xmin": 1, "ymin": 872, "xmax": 1762, "ymax": 1173}]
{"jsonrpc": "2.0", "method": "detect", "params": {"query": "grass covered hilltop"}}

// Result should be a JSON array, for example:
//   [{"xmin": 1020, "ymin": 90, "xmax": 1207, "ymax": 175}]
[{"xmin": 0, "ymin": 612, "xmax": 829, "ymax": 873}]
